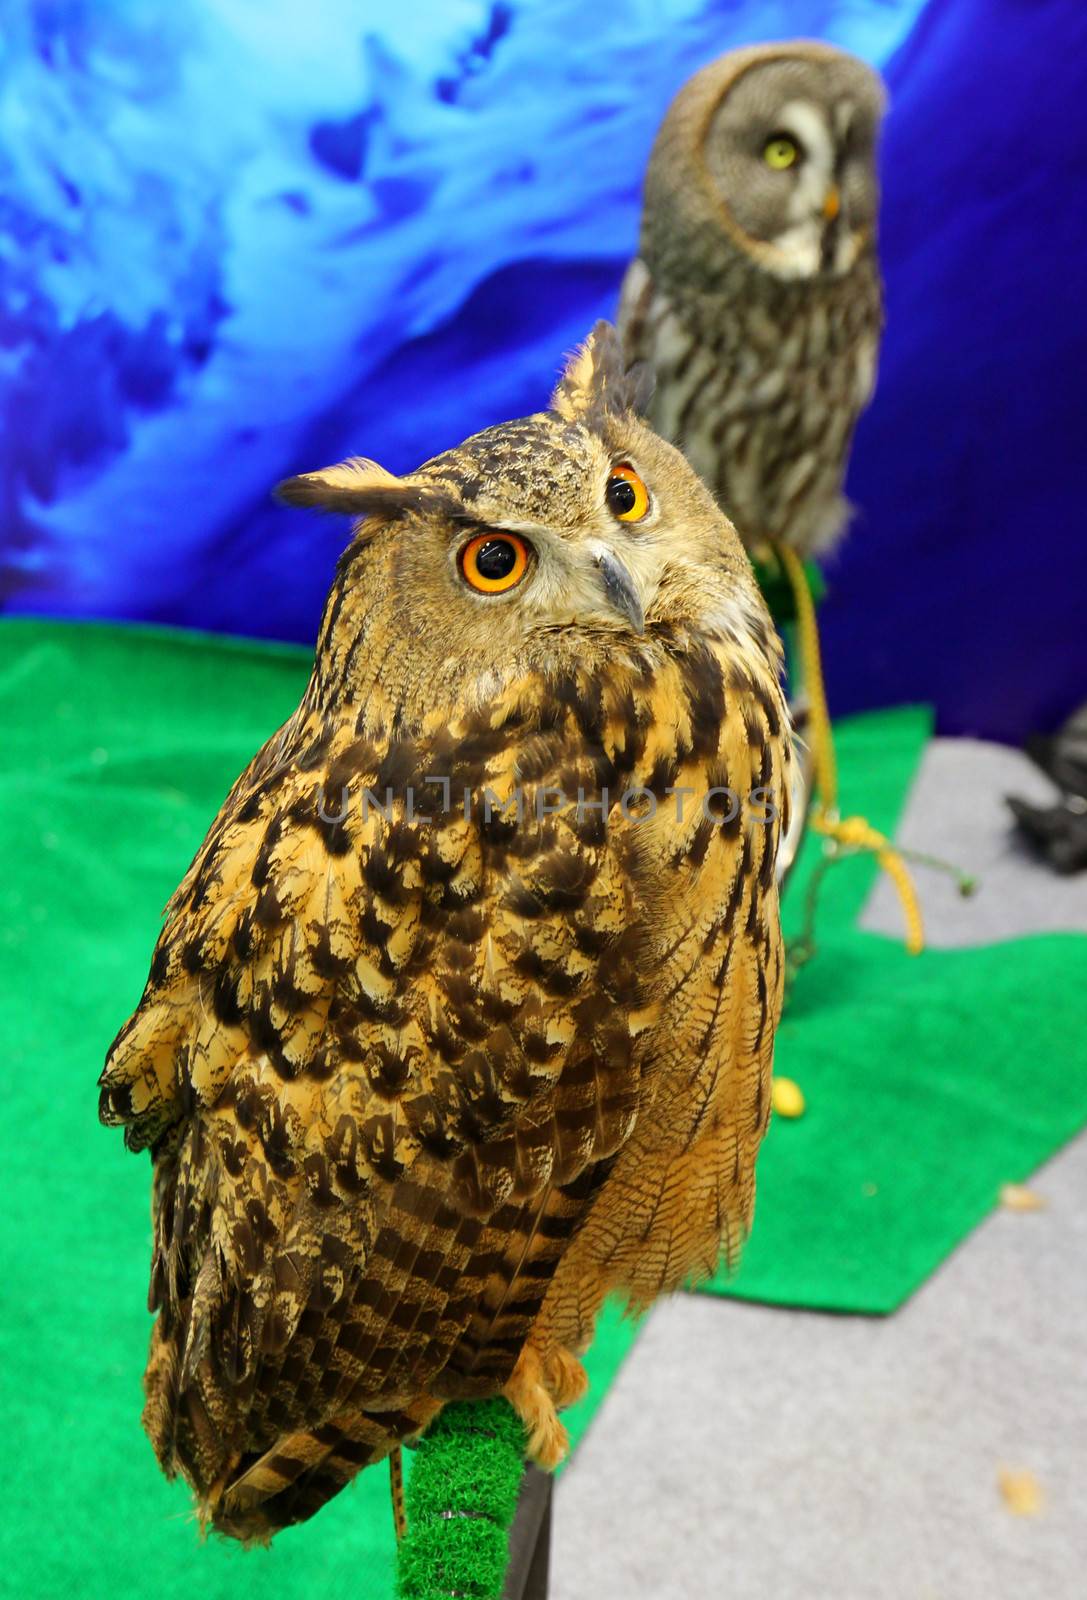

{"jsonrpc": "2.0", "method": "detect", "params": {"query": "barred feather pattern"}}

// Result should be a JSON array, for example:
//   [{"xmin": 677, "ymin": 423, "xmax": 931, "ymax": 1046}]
[
  {"xmin": 101, "ymin": 637, "xmax": 786, "ymax": 1539},
  {"xmin": 621, "ymin": 252, "xmax": 881, "ymax": 556},
  {"xmin": 99, "ymin": 338, "xmax": 790, "ymax": 1541}
]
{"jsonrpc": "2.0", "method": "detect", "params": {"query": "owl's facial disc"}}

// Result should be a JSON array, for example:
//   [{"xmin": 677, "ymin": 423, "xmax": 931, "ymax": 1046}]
[
  {"xmin": 433, "ymin": 428, "xmax": 656, "ymax": 636},
  {"xmin": 761, "ymin": 99, "xmax": 838, "ymax": 276},
  {"xmin": 451, "ymin": 500, "xmax": 649, "ymax": 637},
  {"xmin": 704, "ymin": 56, "xmax": 880, "ymax": 281}
]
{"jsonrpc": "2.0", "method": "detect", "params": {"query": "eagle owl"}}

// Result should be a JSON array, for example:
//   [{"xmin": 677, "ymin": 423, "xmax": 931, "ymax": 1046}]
[
  {"xmin": 619, "ymin": 42, "xmax": 885, "ymax": 556},
  {"xmin": 99, "ymin": 324, "xmax": 790, "ymax": 1542}
]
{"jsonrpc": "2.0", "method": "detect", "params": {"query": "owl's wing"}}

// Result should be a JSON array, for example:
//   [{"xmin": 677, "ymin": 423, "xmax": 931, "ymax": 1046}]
[
  {"xmin": 100, "ymin": 705, "xmax": 647, "ymax": 1533},
  {"xmin": 616, "ymin": 255, "xmax": 656, "ymax": 364}
]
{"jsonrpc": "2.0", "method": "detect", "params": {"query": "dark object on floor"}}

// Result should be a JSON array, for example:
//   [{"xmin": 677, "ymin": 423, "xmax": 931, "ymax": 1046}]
[
  {"xmin": 1007, "ymin": 792, "xmax": 1087, "ymax": 874},
  {"xmin": 1025, "ymin": 701, "xmax": 1087, "ymax": 799},
  {"xmin": 1008, "ymin": 701, "xmax": 1087, "ymax": 873}
]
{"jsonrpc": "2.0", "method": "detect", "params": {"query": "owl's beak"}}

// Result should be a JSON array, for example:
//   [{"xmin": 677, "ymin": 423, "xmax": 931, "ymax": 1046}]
[
  {"xmin": 822, "ymin": 185, "xmax": 841, "ymax": 222},
  {"xmin": 594, "ymin": 548, "xmax": 645, "ymax": 634}
]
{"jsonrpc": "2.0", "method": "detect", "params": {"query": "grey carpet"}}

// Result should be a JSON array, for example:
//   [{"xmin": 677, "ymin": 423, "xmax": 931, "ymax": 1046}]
[
  {"xmin": 860, "ymin": 738, "xmax": 1087, "ymax": 946},
  {"xmin": 551, "ymin": 738, "xmax": 1087, "ymax": 1599},
  {"xmin": 553, "ymin": 1138, "xmax": 1086, "ymax": 1600}
]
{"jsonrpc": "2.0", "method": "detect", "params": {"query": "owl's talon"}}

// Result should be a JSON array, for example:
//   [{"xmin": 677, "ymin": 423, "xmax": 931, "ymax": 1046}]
[
  {"xmin": 504, "ymin": 1342, "xmax": 583, "ymax": 1470},
  {"xmin": 543, "ymin": 1344, "xmax": 589, "ymax": 1410},
  {"xmin": 527, "ymin": 1412, "xmax": 570, "ymax": 1472}
]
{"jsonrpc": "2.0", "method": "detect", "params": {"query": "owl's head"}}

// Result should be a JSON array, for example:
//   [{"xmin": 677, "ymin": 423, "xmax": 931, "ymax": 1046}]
[
  {"xmin": 279, "ymin": 323, "xmax": 772, "ymax": 721},
  {"xmin": 651, "ymin": 41, "xmax": 884, "ymax": 282}
]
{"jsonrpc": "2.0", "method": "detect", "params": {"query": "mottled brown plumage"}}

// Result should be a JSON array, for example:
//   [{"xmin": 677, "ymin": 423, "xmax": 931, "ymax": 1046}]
[
  {"xmin": 619, "ymin": 42, "xmax": 885, "ymax": 556},
  {"xmin": 100, "ymin": 323, "xmax": 790, "ymax": 1541}
]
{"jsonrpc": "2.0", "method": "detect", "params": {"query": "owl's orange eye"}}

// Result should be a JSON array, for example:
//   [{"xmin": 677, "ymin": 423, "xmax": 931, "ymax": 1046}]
[
  {"xmin": 459, "ymin": 533, "xmax": 530, "ymax": 594},
  {"xmin": 606, "ymin": 464, "xmax": 650, "ymax": 523}
]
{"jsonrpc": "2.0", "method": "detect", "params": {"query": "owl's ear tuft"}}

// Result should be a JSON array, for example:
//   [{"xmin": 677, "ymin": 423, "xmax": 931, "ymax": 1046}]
[
  {"xmin": 276, "ymin": 457, "xmax": 442, "ymax": 520},
  {"xmin": 550, "ymin": 321, "xmax": 652, "ymax": 424}
]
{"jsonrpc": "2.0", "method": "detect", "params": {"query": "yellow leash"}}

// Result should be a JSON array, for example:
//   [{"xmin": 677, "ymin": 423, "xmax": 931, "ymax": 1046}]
[{"xmin": 770, "ymin": 539, "xmax": 926, "ymax": 956}]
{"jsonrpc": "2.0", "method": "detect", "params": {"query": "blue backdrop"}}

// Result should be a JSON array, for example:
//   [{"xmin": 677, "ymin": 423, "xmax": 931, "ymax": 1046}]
[{"xmin": 2, "ymin": 0, "xmax": 1084, "ymax": 741}]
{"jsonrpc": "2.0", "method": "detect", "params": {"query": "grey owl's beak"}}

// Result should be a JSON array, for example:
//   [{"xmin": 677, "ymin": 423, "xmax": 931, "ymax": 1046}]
[{"xmin": 594, "ymin": 548, "xmax": 645, "ymax": 634}]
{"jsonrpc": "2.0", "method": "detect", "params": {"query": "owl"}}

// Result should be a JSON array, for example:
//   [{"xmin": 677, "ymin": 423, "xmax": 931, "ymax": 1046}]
[
  {"xmin": 99, "ymin": 323, "xmax": 790, "ymax": 1542},
  {"xmin": 619, "ymin": 41, "xmax": 885, "ymax": 557}
]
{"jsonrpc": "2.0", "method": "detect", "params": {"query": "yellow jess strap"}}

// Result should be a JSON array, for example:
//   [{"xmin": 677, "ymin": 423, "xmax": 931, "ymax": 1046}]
[{"xmin": 770, "ymin": 538, "xmax": 926, "ymax": 956}]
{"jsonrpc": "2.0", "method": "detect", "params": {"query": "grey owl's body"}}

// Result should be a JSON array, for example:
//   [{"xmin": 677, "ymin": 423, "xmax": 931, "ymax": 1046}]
[{"xmin": 619, "ymin": 41, "xmax": 885, "ymax": 557}]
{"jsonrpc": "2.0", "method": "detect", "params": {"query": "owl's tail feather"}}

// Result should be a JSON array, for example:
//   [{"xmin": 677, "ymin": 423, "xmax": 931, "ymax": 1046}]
[
  {"xmin": 207, "ymin": 1398, "xmax": 441, "ymax": 1543},
  {"xmin": 143, "ymin": 1317, "xmax": 440, "ymax": 1544}
]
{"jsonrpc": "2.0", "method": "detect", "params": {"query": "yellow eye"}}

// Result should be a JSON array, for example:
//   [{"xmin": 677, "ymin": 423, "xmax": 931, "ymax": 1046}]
[
  {"xmin": 606, "ymin": 464, "xmax": 650, "ymax": 523},
  {"xmin": 763, "ymin": 134, "xmax": 799, "ymax": 170},
  {"xmin": 459, "ymin": 532, "xmax": 530, "ymax": 593}
]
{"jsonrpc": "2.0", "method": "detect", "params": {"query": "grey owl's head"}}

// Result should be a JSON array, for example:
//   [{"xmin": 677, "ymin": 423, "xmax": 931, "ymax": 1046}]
[{"xmin": 655, "ymin": 42, "xmax": 884, "ymax": 282}]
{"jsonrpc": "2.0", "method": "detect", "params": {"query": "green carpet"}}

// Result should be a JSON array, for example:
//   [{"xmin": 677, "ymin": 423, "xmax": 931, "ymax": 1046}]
[
  {"xmin": 1, "ymin": 619, "xmax": 1084, "ymax": 1595},
  {"xmin": 701, "ymin": 705, "xmax": 1087, "ymax": 1312}
]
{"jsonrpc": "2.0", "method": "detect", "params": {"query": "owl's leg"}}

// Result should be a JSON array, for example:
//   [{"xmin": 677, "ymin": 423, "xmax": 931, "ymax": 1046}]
[
  {"xmin": 543, "ymin": 1342, "xmax": 589, "ymax": 1409},
  {"xmin": 503, "ymin": 1337, "xmax": 587, "ymax": 1470}
]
